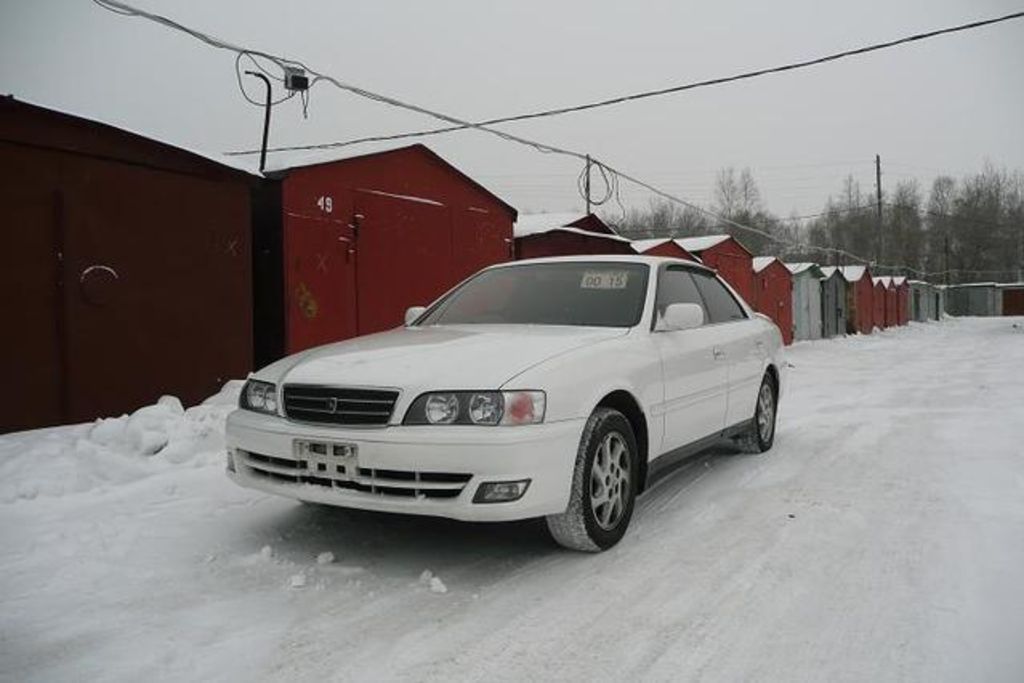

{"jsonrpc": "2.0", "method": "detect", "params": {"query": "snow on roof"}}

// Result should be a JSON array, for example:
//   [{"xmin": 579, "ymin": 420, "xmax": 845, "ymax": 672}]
[
  {"xmin": 631, "ymin": 238, "xmax": 670, "ymax": 252},
  {"xmin": 892, "ymin": 276, "xmax": 908, "ymax": 286},
  {"xmin": 514, "ymin": 212, "xmax": 587, "ymax": 238},
  {"xmin": 873, "ymin": 276, "xmax": 893, "ymax": 287},
  {"xmin": 513, "ymin": 213, "xmax": 631, "ymax": 243},
  {"xmin": 674, "ymin": 234, "xmax": 731, "ymax": 252},
  {"xmin": 819, "ymin": 266, "xmax": 838, "ymax": 279},
  {"xmin": 752, "ymin": 256, "xmax": 779, "ymax": 273},
  {"xmin": 784, "ymin": 262, "xmax": 819, "ymax": 275},
  {"xmin": 839, "ymin": 265, "xmax": 868, "ymax": 282}
]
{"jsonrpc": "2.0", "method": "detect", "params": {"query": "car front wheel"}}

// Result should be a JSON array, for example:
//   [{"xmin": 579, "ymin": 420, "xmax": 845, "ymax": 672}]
[{"xmin": 546, "ymin": 407, "xmax": 638, "ymax": 552}]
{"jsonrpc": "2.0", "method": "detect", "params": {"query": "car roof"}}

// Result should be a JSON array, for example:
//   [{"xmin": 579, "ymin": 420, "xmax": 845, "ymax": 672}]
[{"xmin": 490, "ymin": 254, "xmax": 714, "ymax": 273}]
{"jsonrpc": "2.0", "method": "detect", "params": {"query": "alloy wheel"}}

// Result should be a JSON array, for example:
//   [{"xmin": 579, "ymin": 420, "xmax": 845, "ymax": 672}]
[{"xmin": 590, "ymin": 431, "xmax": 631, "ymax": 530}]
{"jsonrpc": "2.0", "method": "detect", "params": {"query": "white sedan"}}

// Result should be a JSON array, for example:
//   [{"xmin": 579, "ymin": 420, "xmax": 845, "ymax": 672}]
[{"xmin": 226, "ymin": 255, "xmax": 784, "ymax": 551}]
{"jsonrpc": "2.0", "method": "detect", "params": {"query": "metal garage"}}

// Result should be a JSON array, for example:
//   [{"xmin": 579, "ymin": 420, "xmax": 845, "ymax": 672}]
[
  {"xmin": 786, "ymin": 262, "xmax": 824, "ymax": 341},
  {"xmin": 818, "ymin": 266, "xmax": 849, "ymax": 338},
  {"xmin": 752, "ymin": 257, "xmax": 794, "ymax": 345},
  {"xmin": 1000, "ymin": 283, "xmax": 1024, "ymax": 316},
  {"xmin": 0, "ymin": 96, "xmax": 255, "ymax": 432},
  {"xmin": 514, "ymin": 213, "xmax": 634, "ymax": 260},
  {"xmin": 255, "ymin": 145, "xmax": 517, "ymax": 363},
  {"xmin": 872, "ymin": 277, "xmax": 889, "ymax": 330},
  {"xmin": 631, "ymin": 238, "xmax": 700, "ymax": 262},
  {"xmin": 839, "ymin": 266, "xmax": 875, "ymax": 335},
  {"xmin": 675, "ymin": 235, "xmax": 756, "ymax": 306},
  {"xmin": 944, "ymin": 283, "xmax": 1004, "ymax": 317}
]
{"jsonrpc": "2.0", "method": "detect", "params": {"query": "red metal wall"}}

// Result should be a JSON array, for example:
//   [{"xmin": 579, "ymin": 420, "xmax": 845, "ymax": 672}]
[
  {"xmin": 884, "ymin": 284, "xmax": 898, "ymax": 328},
  {"xmin": 698, "ymin": 240, "xmax": 755, "ymax": 306},
  {"xmin": 280, "ymin": 146, "xmax": 515, "ymax": 354},
  {"xmin": 1, "ymin": 98, "xmax": 253, "ymax": 432},
  {"xmin": 846, "ymin": 274, "xmax": 874, "ymax": 334},
  {"xmin": 515, "ymin": 232, "xmax": 635, "ymax": 260},
  {"xmin": 873, "ymin": 282, "xmax": 887, "ymax": 329},
  {"xmin": 1003, "ymin": 288, "xmax": 1024, "ymax": 316},
  {"xmin": 753, "ymin": 261, "xmax": 794, "ymax": 345}
]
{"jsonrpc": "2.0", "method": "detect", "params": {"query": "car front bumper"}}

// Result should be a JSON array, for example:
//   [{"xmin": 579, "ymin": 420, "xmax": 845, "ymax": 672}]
[{"xmin": 225, "ymin": 409, "xmax": 585, "ymax": 522}]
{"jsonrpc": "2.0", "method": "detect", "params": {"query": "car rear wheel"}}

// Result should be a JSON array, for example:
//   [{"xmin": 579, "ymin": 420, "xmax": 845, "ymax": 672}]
[
  {"xmin": 737, "ymin": 373, "xmax": 777, "ymax": 454},
  {"xmin": 546, "ymin": 408, "xmax": 638, "ymax": 552}
]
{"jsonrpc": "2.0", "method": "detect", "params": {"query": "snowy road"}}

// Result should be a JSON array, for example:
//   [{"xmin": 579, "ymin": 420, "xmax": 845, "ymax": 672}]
[{"xmin": 2, "ymin": 318, "xmax": 1023, "ymax": 682}]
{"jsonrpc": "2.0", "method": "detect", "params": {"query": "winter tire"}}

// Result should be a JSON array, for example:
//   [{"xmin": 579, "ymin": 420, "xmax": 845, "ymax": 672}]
[
  {"xmin": 737, "ymin": 373, "xmax": 777, "ymax": 454},
  {"xmin": 546, "ymin": 408, "xmax": 638, "ymax": 552}
]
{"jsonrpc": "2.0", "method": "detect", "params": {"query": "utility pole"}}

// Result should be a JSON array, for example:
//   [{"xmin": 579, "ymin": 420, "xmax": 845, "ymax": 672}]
[
  {"xmin": 245, "ymin": 71, "xmax": 272, "ymax": 173},
  {"xmin": 584, "ymin": 155, "xmax": 592, "ymax": 215},
  {"xmin": 875, "ymin": 154, "xmax": 883, "ymax": 266},
  {"xmin": 944, "ymin": 234, "xmax": 951, "ymax": 286},
  {"xmin": 1018, "ymin": 224, "xmax": 1023, "ymax": 282}
]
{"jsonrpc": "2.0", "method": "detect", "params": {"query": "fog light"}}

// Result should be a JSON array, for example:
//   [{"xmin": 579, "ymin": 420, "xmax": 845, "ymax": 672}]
[{"xmin": 473, "ymin": 479, "xmax": 530, "ymax": 503}]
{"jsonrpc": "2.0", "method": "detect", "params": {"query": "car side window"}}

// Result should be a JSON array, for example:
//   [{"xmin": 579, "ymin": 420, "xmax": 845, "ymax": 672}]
[
  {"xmin": 691, "ymin": 272, "xmax": 747, "ymax": 323},
  {"xmin": 655, "ymin": 267, "xmax": 706, "ymax": 322}
]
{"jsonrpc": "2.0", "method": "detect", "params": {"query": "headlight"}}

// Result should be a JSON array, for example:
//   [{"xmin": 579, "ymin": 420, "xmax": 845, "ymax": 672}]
[
  {"xmin": 404, "ymin": 391, "xmax": 545, "ymax": 426},
  {"xmin": 424, "ymin": 394, "xmax": 459, "ymax": 424},
  {"xmin": 240, "ymin": 379, "xmax": 278, "ymax": 415}
]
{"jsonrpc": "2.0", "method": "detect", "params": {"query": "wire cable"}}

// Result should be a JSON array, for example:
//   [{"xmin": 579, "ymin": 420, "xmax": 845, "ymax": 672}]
[
  {"xmin": 90, "ymin": 0, "xmax": 1019, "ymax": 281},
  {"xmin": 219, "ymin": 10, "xmax": 1024, "ymax": 155}
]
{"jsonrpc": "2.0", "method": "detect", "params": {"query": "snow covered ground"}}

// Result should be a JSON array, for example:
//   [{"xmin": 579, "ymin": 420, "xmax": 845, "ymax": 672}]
[{"xmin": 2, "ymin": 317, "xmax": 1023, "ymax": 682}]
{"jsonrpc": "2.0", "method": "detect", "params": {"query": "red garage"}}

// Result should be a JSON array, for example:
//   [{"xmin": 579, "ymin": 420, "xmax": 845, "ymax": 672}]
[
  {"xmin": 514, "ymin": 213, "xmax": 634, "ymax": 259},
  {"xmin": 675, "ymin": 235, "xmax": 755, "ymax": 305},
  {"xmin": 752, "ymin": 257, "xmax": 794, "ymax": 345},
  {"xmin": 872, "ymin": 277, "xmax": 888, "ymax": 330},
  {"xmin": 894, "ymin": 276, "xmax": 910, "ymax": 325},
  {"xmin": 1, "ymin": 97, "xmax": 255, "ymax": 432},
  {"xmin": 255, "ymin": 145, "xmax": 516, "ymax": 363},
  {"xmin": 840, "ymin": 266, "xmax": 875, "ymax": 334},
  {"xmin": 884, "ymin": 277, "xmax": 899, "ymax": 328},
  {"xmin": 631, "ymin": 238, "xmax": 700, "ymax": 262}
]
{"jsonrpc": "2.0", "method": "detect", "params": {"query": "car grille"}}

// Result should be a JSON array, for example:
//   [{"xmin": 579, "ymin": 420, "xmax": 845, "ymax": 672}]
[
  {"xmin": 238, "ymin": 450, "xmax": 471, "ymax": 499},
  {"xmin": 282, "ymin": 385, "xmax": 399, "ymax": 426}
]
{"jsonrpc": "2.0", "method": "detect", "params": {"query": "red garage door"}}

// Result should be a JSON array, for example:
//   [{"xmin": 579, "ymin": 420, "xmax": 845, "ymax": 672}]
[
  {"xmin": 284, "ymin": 210, "xmax": 357, "ymax": 353},
  {"xmin": 354, "ymin": 190, "xmax": 452, "ymax": 335}
]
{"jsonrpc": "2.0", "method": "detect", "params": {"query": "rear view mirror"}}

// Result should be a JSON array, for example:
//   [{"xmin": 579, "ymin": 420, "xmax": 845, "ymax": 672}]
[
  {"xmin": 404, "ymin": 306, "xmax": 426, "ymax": 326},
  {"xmin": 656, "ymin": 303, "xmax": 704, "ymax": 332}
]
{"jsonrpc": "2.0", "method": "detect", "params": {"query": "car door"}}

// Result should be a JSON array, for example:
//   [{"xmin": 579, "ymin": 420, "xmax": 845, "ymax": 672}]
[
  {"xmin": 651, "ymin": 266, "xmax": 729, "ymax": 454},
  {"xmin": 691, "ymin": 272, "xmax": 765, "ymax": 429}
]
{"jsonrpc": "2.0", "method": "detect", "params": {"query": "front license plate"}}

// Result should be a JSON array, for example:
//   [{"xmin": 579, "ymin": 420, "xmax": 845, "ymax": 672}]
[{"xmin": 294, "ymin": 440, "xmax": 358, "ymax": 478}]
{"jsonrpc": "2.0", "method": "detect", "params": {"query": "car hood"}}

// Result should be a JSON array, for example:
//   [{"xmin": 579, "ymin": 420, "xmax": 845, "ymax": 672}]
[{"xmin": 257, "ymin": 325, "xmax": 628, "ymax": 391}]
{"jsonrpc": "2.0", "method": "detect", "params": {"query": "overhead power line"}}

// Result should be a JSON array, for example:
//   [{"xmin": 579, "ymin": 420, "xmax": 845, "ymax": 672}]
[
  {"xmin": 220, "ymin": 10, "xmax": 1024, "ymax": 156},
  {"xmin": 90, "ymin": 0, "xmax": 1015, "ymax": 280}
]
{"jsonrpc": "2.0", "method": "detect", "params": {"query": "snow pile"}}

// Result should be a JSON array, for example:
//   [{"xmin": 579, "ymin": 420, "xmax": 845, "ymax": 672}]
[
  {"xmin": 0, "ymin": 381, "xmax": 243, "ymax": 502},
  {"xmin": 419, "ymin": 569, "xmax": 448, "ymax": 594}
]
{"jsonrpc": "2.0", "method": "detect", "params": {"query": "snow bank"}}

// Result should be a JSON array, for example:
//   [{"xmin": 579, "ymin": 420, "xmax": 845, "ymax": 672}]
[{"xmin": 0, "ymin": 381, "xmax": 243, "ymax": 502}]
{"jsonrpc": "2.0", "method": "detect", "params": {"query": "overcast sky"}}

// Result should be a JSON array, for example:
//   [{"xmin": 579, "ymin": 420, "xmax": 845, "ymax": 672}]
[{"xmin": 2, "ymin": 0, "xmax": 1022, "ymax": 219}]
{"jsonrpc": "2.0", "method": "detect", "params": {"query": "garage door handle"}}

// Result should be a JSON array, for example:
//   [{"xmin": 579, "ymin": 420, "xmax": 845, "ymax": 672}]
[{"xmin": 713, "ymin": 347, "xmax": 727, "ymax": 360}]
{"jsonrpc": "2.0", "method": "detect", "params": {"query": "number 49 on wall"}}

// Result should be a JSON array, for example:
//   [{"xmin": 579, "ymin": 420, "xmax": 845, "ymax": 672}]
[{"xmin": 316, "ymin": 196, "xmax": 333, "ymax": 213}]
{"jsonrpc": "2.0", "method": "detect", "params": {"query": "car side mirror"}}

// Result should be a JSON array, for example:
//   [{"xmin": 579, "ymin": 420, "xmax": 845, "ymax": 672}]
[
  {"xmin": 656, "ymin": 303, "xmax": 704, "ymax": 332},
  {"xmin": 404, "ymin": 306, "xmax": 426, "ymax": 326}
]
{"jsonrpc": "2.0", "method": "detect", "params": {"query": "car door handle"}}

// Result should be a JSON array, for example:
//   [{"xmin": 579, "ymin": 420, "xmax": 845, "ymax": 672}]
[{"xmin": 713, "ymin": 347, "xmax": 727, "ymax": 360}]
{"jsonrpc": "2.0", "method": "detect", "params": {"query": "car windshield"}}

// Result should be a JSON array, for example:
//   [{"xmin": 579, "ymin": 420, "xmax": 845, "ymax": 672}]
[{"xmin": 417, "ymin": 262, "xmax": 650, "ymax": 327}]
